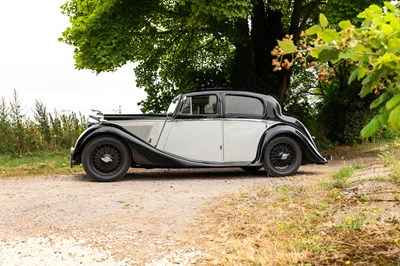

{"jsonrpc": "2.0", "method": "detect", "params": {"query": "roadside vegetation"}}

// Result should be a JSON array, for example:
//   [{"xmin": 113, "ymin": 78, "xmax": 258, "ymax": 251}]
[
  {"xmin": 0, "ymin": 90, "xmax": 86, "ymax": 178},
  {"xmin": 188, "ymin": 141, "xmax": 400, "ymax": 265}
]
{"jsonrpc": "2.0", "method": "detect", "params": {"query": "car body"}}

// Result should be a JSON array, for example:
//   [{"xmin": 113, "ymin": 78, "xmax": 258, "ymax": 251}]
[{"xmin": 71, "ymin": 89, "xmax": 327, "ymax": 181}]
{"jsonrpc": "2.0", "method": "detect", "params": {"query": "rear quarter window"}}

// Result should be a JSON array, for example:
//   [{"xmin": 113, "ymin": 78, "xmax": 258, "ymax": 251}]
[{"xmin": 225, "ymin": 95, "xmax": 264, "ymax": 117}]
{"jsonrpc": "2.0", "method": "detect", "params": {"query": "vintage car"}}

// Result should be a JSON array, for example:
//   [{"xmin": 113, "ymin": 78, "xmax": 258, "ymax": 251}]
[{"xmin": 70, "ymin": 89, "xmax": 327, "ymax": 181}]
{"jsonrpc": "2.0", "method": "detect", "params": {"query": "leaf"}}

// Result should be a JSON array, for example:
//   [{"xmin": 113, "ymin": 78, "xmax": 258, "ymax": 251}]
[
  {"xmin": 348, "ymin": 68, "xmax": 360, "ymax": 84},
  {"xmin": 386, "ymin": 94, "xmax": 400, "ymax": 111},
  {"xmin": 370, "ymin": 92, "xmax": 389, "ymax": 109},
  {"xmin": 317, "ymin": 46, "xmax": 339, "ymax": 62},
  {"xmin": 359, "ymin": 75, "xmax": 374, "ymax": 97},
  {"xmin": 305, "ymin": 25, "xmax": 322, "ymax": 35},
  {"xmin": 380, "ymin": 23, "xmax": 393, "ymax": 35},
  {"xmin": 351, "ymin": 43, "xmax": 371, "ymax": 61},
  {"xmin": 388, "ymin": 38, "xmax": 400, "ymax": 53},
  {"xmin": 339, "ymin": 52, "xmax": 352, "ymax": 59},
  {"xmin": 317, "ymin": 29, "xmax": 339, "ymax": 43},
  {"xmin": 361, "ymin": 115, "xmax": 382, "ymax": 138},
  {"xmin": 388, "ymin": 105, "xmax": 400, "ymax": 130},
  {"xmin": 357, "ymin": 67, "xmax": 368, "ymax": 80},
  {"xmin": 384, "ymin": 1, "xmax": 396, "ymax": 11},
  {"xmin": 277, "ymin": 39, "xmax": 297, "ymax": 54},
  {"xmin": 310, "ymin": 46, "xmax": 323, "ymax": 58},
  {"xmin": 338, "ymin": 20, "xmax": 352, "ymax": 30},
  {"xmin": 319, "ymin": 13, "xmax": 329, "ymax": 28}
]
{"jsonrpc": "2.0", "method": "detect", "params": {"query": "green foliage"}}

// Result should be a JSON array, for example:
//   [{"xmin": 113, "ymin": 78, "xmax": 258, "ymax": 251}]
[
  {"xmin": 273, "ymin": 1, "xmax": 400, "ymax": 138},
  {"xmin": 61, "ymin": 0, "xmax": 335, "ymax": 112},
  {"xmin": 60, "ymin": 0, "xmax": 245, "ymax": 112},
  {"xmin": 332, "ymin": 165, "xmax": 363, "ymax": 188},
  {"xmin": 0, "ymin": 90, "xmax": 87, "ymax": 155}
]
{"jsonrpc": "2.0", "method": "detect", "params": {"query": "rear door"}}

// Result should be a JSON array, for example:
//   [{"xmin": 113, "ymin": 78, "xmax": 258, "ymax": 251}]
[{"xmin": 223, "ymin": 94, "xmax": 267, "ymax": 162}]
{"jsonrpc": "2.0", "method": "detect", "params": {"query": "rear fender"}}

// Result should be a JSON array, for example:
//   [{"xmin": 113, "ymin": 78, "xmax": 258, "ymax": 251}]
[{"xmin": 257, "ymin": 124, "xmax": 327, "ymax": 164}]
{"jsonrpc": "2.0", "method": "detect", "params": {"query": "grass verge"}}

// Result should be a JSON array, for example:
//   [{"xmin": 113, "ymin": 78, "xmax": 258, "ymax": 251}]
[
  {"xmin": 0, "ymin": 151, "xmax": 83, "ymax": 178},
  {"xmin": 187, "ymin": 143, "xmax": 400, "ymax": 265}
]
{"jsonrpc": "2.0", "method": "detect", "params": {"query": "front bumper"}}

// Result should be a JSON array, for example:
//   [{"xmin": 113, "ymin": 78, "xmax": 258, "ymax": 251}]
[{"xmin": 70, "ymin": 147, "xmax": 76, "ymax": 168}]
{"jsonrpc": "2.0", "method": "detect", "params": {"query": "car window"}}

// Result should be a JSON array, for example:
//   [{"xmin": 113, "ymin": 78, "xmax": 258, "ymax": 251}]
[
  {"xmin": 225, "ymin": 95, "xmax": 264, "ymax": 117},
  {"xmin": 166, "ymin": 95, "xmax": 181, "ymax": 114},
  {"xmin": 180, "ymin": 95, "xmax": 218, "ymax": 115}
]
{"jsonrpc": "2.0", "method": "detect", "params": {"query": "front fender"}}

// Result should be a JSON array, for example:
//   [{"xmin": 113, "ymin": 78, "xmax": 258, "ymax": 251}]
[
  {"xmin": 257, "ymin": 124, "xmax": 327, "ymax": 165},
  {"xmin": 71, "ymin": 124, "xmax": 133, "ymax": 165}
]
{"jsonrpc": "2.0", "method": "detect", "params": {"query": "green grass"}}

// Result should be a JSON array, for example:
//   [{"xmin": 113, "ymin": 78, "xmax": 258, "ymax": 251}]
[
  {"xmin": 331, "ymin": 165, "xmax": 363, "ymax": 188},
  {"xmin": 0, "ymin": 151, "xmax": 83, "ymax": 178}
]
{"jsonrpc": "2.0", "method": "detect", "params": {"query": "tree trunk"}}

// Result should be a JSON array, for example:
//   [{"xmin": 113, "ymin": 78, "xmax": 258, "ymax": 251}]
[
  {"xmin": 231, "ymin": 18, "xmax": 257, "ymax": 89},
  {"xmin": 251, "ymin": 2, "xmax": 283, "ymax": 97},
  {"xmin": 276, "ymin": 0, "xmax": 304, "ymax": 102}
]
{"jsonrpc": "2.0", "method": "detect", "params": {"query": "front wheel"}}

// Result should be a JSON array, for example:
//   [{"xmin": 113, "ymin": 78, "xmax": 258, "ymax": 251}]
[
  {"xmin": 263, "ymin": 136, "xmax": 302, "ymax": 177},
  {"xmin": 82, "ymin": 136, "xmax": 131, "ymax": 182}
]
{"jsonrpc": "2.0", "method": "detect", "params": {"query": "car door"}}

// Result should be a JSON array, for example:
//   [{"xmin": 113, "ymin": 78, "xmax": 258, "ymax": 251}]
[
  {"xmin": 161, "ymin": 94, "xmax": 223, "ymax": 162},
  {"xmin": 223, "ymin": 94, "xmax": 268, "ymax": 162}
]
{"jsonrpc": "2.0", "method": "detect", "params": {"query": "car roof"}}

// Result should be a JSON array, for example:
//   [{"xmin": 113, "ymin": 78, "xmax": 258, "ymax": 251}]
[{"xmin": 183, "ymin": 88, "xmax": 280, "ymax": 103}]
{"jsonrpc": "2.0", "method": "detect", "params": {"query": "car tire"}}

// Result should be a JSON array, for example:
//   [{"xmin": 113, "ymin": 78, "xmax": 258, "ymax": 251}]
[
  {"xmin": 241, "ymin": 166, "xmax": 262, "ymax": 172},
  {"xmin": 82, "ymin": 136, "xmax": 131, "ymax": 182},
  {"xmin": 263, "ymin": 136, "xmax": 302, "ymax": 177}
]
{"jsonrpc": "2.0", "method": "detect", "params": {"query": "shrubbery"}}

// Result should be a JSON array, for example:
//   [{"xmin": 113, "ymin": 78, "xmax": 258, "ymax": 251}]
[{"xmin": 0, "ymin": 90, "xmax": 87, "ymax": 155}]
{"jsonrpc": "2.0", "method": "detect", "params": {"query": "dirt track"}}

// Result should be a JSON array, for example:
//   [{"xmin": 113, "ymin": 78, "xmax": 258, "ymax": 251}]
[{"xmin": 0, "ymin": 153, "xmax": 380, "ymax": 265}]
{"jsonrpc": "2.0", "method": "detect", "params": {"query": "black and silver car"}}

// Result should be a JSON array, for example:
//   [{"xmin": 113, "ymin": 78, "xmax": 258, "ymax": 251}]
[{"xmin": 71, "ymin": 89, "xmax": 327, "ymax": 181}]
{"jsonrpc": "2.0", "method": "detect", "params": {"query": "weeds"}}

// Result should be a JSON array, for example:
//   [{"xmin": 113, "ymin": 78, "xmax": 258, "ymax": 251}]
[
  {"xmin": 0, "ymin": 89, "xmax": 87, "ymax": 155},
  {"xmin": 332, "ymin": 165, "xmax": 363, "ymax": 188},
  {"xmin": 380, "ymin": 141, "xmax": 400, "ymax": 182}
]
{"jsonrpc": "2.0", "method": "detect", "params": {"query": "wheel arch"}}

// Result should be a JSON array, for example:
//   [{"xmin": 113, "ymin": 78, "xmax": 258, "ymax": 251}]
[
  {"xmin": 258, "ymin": 124, "xmax": 320, "ymax": 165},
  {"xmin": 72, "ymin": 125, "xmax": 135, "ymax": 166}
]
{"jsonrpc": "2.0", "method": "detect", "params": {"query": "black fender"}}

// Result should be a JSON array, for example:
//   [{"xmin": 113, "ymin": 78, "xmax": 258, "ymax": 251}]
[{"xmin": 255, "ymin": 124, "xmax": 327, "ymax": 165}]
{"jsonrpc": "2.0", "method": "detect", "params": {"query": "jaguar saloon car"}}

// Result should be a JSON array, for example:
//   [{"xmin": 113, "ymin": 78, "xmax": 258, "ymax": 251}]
[{"xmin": 71, "ymin": 89, "xmax": 327, "ymax": 181}]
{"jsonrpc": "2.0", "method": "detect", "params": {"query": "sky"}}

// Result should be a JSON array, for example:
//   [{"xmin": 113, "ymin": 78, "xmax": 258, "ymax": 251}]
[{"xmin": 0, "ymin": 0, "xmax": 147, "ymax": 116}]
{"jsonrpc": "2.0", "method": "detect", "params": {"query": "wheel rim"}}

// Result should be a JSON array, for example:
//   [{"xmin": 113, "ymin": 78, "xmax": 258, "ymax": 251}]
[
  {"xmin": 90, "ymin": 143, "xmax": 123, "ymax": 175},
  {"xmin": 269, "ymin": 142, "xmax": 296, "ymax": 171}
]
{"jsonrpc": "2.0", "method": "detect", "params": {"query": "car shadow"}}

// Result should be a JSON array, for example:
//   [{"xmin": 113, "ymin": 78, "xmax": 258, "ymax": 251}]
[
  {"xmin": 121, "ymin": 168, "xmax": 267, "ymax": 181},
  {"xmin": 74, "ymin": 168, "xmax": 322, "ymax": 182}
]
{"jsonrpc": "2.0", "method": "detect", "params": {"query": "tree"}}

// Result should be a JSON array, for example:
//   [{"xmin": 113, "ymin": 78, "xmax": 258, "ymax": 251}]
[
  {"xmin": 61, "ymin": 0, "xmax": 334, "ymax": 112},
  {"xmin": 272, "ymin": 2, "xmax": 400, "ymax": 137}
]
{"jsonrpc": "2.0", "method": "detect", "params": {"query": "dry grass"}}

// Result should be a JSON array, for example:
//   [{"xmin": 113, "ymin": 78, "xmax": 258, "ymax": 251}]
[{"xmin": 187, "ymin": 143, "xmax": 400, "ymax": 265}]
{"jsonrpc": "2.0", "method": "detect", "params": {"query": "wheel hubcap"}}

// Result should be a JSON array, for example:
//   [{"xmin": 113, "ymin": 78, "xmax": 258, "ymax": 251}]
[
  {"xmin": 270, "ymin": 143, "xmax": 295, "ymax": 170},
  {"xmin": 91, "ymin": 144, "xmax": 122, "ymax": 174}
]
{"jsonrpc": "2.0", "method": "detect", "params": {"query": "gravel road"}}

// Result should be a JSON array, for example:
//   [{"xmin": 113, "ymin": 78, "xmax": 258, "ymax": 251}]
[{"xmin": 0, "ymin": 161, "xmax": 356, "ymax": 265}]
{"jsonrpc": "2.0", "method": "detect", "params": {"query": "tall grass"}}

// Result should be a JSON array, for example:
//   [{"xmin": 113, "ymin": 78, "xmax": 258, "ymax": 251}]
[{"xmin": 0, "ymin": 89, "xmax": 87, "ymax": 156}]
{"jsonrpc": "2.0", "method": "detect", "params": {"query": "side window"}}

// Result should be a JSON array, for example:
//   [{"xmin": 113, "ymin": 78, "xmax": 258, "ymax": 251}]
[
  {"xmin": 225, "ymin": 95, "xmax": 264, "ymax": 117},
  {"xmin": 180, "ymin": 95, "xmax": 218, "ymax": 115}
]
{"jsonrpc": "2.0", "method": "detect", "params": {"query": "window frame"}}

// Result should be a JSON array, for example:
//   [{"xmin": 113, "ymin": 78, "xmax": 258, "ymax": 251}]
[
  {"xmin": 177, "ymin": 94, "xmax": 220, "ymax": 118},
  {"xmin": 223, "ymin": 94, "xmax": 265, "ymax": 119}
]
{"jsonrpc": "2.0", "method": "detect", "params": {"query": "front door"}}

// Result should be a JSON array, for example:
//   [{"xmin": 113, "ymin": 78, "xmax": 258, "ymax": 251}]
[{"xmin": 162, "ymin": 94, "xmax": 223, "ymax": 162}]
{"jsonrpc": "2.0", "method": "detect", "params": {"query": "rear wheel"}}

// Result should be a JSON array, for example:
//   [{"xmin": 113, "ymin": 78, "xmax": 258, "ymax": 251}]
[
  {"xmin": 264, "ymin": 136, "xmax": 302, "ymax": 177},
  {"xmin": 82, "ymin": 136, "xmax": 131, "ymax": 182}
]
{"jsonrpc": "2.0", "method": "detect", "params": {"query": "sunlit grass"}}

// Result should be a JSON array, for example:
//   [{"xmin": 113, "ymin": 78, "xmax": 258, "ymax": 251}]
[{"xmin": 0, "ymin": 151, "xmax": 83, "ymax": 178}]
